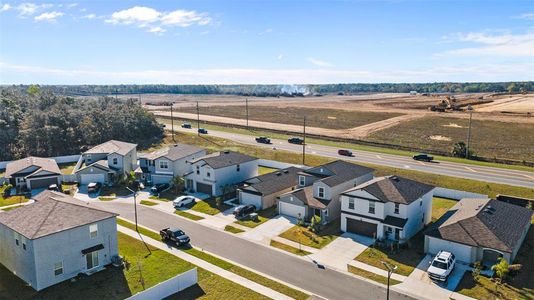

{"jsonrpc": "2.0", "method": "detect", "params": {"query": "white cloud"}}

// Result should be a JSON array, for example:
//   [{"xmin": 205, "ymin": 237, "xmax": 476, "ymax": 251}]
[
  {"xmin": 438, "ymin": 32, "xmax": 534, "ymax": 57},
  {"xmin": 17, "ymin": 3, "xmax": 39, "ymax": 15},
  {"xmin": 34, "ymin": 11, "xmax": 63, "ymax": 22},
  {"xmin": 277, "ymin": 54, "xmax": 284, "ymax": 60},
  {"xmin": 258, "ymin": 28, "xmax": 273, "ymax": 35},
  {"xmin": 516, "ymin": 13, "xmax": 534, "ymax": 21},
  {"xmin": 67, "ymin": 3, "xmax": 78, "ymax": 9},
  {"xmin": 106, "ymin": 6, "xmax": 211, "ymax": 34},
  {"xmin": 81, "ymin": 13, "xmax": 96, "ymax": 19},
  {"xmin": 148, "ymin": 26, "xmax": 166, "ymax": 35},
  {"xmin": 307, "ymin": 57, "xmax": 333, "ymax": 67},
  {"xmin": 0, "ymin": 3, "xmax": 11, "ymax": 12}
]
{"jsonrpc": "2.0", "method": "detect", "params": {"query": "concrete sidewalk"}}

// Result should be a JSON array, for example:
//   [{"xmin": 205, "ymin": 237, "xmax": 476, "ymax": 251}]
[{"xmin": 118, "ymin": 225, "xmax": 294, "ymax": 300}]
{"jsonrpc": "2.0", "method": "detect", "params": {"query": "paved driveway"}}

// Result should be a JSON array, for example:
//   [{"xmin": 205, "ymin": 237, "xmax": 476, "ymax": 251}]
[
  {"xmin": 241, "ymin": 215, "xmax": 296, "ymax": 244},
  {"xmin": 74, "ymin": 185, "xmax": 100, "ymax": 201},
  {"xmin": 309, "ymin": 232, "xmax": 374, "ymax": 271}
]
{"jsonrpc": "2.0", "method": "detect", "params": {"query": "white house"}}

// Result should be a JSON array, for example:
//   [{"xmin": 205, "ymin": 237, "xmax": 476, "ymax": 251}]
[
  {"xmin": 4, "ymin": 157, "xmax": 62, "ymax": 190},
  {"xmin": 0, "ymin": 190, "xmax": 119, "ymax": 291},
  {"xmin": 139, "ymin": 144, "xmax": 206, "ymax": 184},
  {"xmin": 74, "ymin": 140, "xmax": 137, "ymax": 184},
  {"xmin": 425, "ymin": 198, "xmax": 532, "ymax": 265},
  {"xmin": 277, "ymin": 160, "xmax": 374, "ymax": 223},
  {"xmin": 340, "ymin": 175, "xmax": 434, "ymax": 241},
  {"xmin": 185, "ymin": 150, "xmax": 258, "ymax": 197}
]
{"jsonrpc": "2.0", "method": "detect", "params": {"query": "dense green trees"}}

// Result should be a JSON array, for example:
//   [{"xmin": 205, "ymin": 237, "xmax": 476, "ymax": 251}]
[{"xmin": 0, "ymin": 88, "xmax": 163, "ymax": 161}]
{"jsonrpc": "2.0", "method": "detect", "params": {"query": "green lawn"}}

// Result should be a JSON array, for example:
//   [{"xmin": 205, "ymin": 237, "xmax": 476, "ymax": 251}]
[
  {"xmin": 187, "ymin": 197, "xmax": 231, "ymax": 215},
  {"xmin": 258, "ymin": 166, "xmax": 279, "ymax": 175},
  {"xmin": 117, "ymin": 218, "xmax": 161, "ymax": 240},
  {"xmin": 234, "ymin": 206, "xmax": 278, "ymax": 228},
  {"xmin": 224, "ymin": 225, "xmax": 245, "ymax": 234},
  {"xmin": 61, "ymin": 182, "xmax": 78, "ymax": 195},
  {"xmin": 279, "ymin": 219, "xmax": 341, "ymax": 249},
  {"xmin": 100, "ymin": 184, "xmax": 132, "ymax": 198},
  {"xmin": 175, "ymin": 210, "xmax": 205, "ymax": 221},
  {"xmin": 432, "ymin": 197, "xmax": 457, "ymax": 222},
  {"xmin": 270, "ymin": 240, "xmax": 311, "ymax": 256},
  {"xmin": 58, "ymin": 162, "xmax": 77, "ymax": 175},
  {"xmin": 348, "ymin": 265, "xmax": 402, "ymax": 286},
  {"xmin": 0, "ymin": 185, "xmax": 28, "ymax": 207},
  {"xmin": 140, "ymin": 200, "xmax": 158, "ymax": 206},
  {"xmin": 98, "ymin": 196, "xmax": 117, "ymax": 201}
]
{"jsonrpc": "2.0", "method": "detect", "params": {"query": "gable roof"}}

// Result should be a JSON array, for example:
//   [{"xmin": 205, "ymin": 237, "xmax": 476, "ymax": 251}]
[
  {"xmin": 0, "ymin": 190, "xmax": 118, "ymax": 240},
  {"xmin": 5, "ymin": 156, "xmax": 61, "ymax": 178},
  {"xmin": 75, "ymin": 160, "xmax": 115, "ymax": 174},
  {"xmin": 240, "ymin": 167, "xmax": 302, "ymax": 196},
  {"xmin": 191, "ymin": 151, "xmax": 257, "ymax": 169},
  {"xmin": 85, "ymin": 140, "xmax": 137, "ymax": 156},
  {"xmin": 281, "ymin": 186, "xmax": 328, "ymax": 209},
  {"xmin": 303, "ymin": 160, "xmax": 374, "ymax": 187},
  {"xmin": 425, "ymin": 198, "xmax": 532, "ymax": 253},
  {"xmin": 142, "ymin": 144, "xmax": 205, "ymax": 161},
  {"xmin": 344, "ymin": 175, "xmax": 434, "ymax": 204}
]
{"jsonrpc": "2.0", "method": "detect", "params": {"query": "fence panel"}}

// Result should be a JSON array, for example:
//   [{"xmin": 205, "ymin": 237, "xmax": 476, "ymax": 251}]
[
  {"xmin": 433, "ymin": 187, "xmax": 488, "ymax": 200},
  {"xmin": 126, "ymin": 268, "xmax": 198, "ymax": 300}
]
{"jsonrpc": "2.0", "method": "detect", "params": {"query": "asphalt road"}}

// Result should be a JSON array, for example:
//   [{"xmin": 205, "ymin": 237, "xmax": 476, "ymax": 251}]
[
  {"xmin": 96, "ymin": 201, "xmax": 415, "ymax": 300},
  {"xmin": 166, "ymin": 124, "xmax": 534, "ymax": 189}
]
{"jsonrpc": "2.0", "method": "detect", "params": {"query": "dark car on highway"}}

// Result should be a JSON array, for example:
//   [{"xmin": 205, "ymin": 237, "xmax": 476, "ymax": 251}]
[
  {"xmin": 338, "ymin": 149, "xmax": 353, "ymax": 157},
  {"xmin": 288, "ymin": 137, "xmax": 304, "ymax": 144},
  {"xmin": 181, "ymin": 122, "xmax": 192, "ymax": 129},
  {"xmin": 413, "ymin": 153, "xmax": 434, "ymax": 162},
  {"xmin": 151, "ymin": 183, "xmax": 170, "ymax": 194},
  {"xmin": 233, "ymin": 204, "xmax": 256, "ymax": 219},
  {"xmin": 255, "ymin": 136, "xmax": 271, "ymax": 144},
  {"xmin": 198, "ymin": 128, "xmax": 208, "ymax": 134}
]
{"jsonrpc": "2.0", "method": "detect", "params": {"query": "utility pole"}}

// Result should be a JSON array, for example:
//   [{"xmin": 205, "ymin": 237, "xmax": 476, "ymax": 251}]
[
  {"xmin": 126, "ymin": 187, "xmax": 139, "ymax": 232},
  {"xmin": 466, "ymin": 105, "xmax": 473, "ymax": 159},
  {"xmin": 196, "ymin": 101, "xmax": 200, "ymax": 136},
  {"xmin": 170, "ymin": 103, "xmax": 175, "ymax": 142},
  {"xmin": 302, "ymin": 116, "xmax": 306, "ymax": 165},
  {"xmin": 245, "ymin": 98, "xmax": 249, "ymax": 130}
]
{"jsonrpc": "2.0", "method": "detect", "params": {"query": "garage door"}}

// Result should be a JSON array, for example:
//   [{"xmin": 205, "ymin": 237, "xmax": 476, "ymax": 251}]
[
  {"xmin": 196, "ymin": 182, "xmax": 212, "ymax": 195},
  {"xmin": 240, "ymin": 192, "xmax": 262, "ymax": 210},
  {"xmin": 152, "ymin": 175, "xmax": 172, "ymax": 185},
  {"xmin": 29, "ymin": 177, "xmax": 59, "ymax": 189},
  {"xmin": 279, "ymin": 202, "xmax": 305, "ymax": 219},
  {"xmin": 427, "ymin": 236, "xmax": 473, "ymax": 263},
  {"xmin": 346, "ymin": 218, "xmax": 377, "ymax": 238},
  {"xmin": 80, "ymin": 174, "xmax": 106, "ymax": 185}
]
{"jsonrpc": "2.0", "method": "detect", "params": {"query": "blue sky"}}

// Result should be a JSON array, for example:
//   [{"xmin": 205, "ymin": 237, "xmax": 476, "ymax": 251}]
[{"xmin": 0, "ymin": 0, "xmax": 533, "ymax": 84}]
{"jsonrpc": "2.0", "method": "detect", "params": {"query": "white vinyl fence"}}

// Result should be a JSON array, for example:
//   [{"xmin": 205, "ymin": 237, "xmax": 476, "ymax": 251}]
[
  {"xmin": 258, "ymin": 159, "xmax": 309, "ymax": 170},
  {"xmin": 126, "ymin": 268, "xmax": 198, "ymax": 300},
  {"xmin": 433, "ymin": 187, "xmax": 489, "ymax": 200},
  {"xmin": 0, "ymin": 154, "xmax": 81, "ymax": 170}
]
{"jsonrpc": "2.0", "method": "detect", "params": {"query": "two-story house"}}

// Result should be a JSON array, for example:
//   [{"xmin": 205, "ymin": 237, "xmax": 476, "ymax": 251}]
[
  {"xmin": 139, "ymin": 144, "xmax": 206, "ymax": 184},
  {"xmin": 4, "ymin": 156, "xmax": 62, "ymax": 190},
  {"xmin": 340, "ymin": 175, "xmax": 434, "ymax": 242},
  {"xmin": 74, "ymin": 140, "xmax": 137, "ymax": 184},
  {"xmin": 185, "ymin": 150, "xmax": 258, "ymax": 197},
  {"xmin": 0, "ymin": 190, "xmax": 118, "ymax": 291},
  {"xmin": 277, "ymin": 160, "xmax": 374, "ymax": 223}
]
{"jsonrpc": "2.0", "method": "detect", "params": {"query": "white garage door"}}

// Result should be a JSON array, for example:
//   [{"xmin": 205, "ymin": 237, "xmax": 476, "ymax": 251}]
[
  {"xmin": 427, "ymin": 236, "xmax": 474, "ymax": 263},
  {"xmin": 80, "ymin": 174, "xmax": 105, "ymax": 185},
  {"xmin": 279, "ymin": 202, "xmax": 305, "ymax": 219},
  {"xmin": 240, "ymin": 192, "xmax": 262, "ymax": 210},
  {"xmin": 152, "ymin": 174, "xmax": 172, "ymax": 185}
]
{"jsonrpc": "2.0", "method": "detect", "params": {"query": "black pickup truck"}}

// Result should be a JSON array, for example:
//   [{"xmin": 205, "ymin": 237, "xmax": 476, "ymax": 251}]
[
  {"xmin": 160, "ymin": 228, "xmax": 191, "ymax": 246},
  {"xmin": 255, "ymin": 136, "xmax": 271, "ymax": 144}
]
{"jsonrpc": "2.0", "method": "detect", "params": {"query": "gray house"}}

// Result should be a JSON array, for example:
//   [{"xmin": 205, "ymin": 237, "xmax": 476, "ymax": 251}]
[
  {"xmin": 139, "ymin": 144, "xmax": 206, "ymax": 184},
  {"xmin": 75, "ymin": 140, "xmax": 137, "ymax": 184},
  {"xmin": 277, "ymin": 160, "xmax": 374, "ymax": 223},
  {"xmin": 0, "ymin": 190, "xmax": 119, "ymax": 291},
  {"xmin": 4, "ymin": 156, "xmax": 62, "ymax": 190}
]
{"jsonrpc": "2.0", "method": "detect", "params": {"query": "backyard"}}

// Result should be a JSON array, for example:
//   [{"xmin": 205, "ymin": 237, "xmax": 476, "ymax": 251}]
[
  {"xmin": 58, "ymin": 162, "xmax": 77, "ymax": 175},
  {"xmin": 279, "ymin": 219, "xmax": 341, "ymax": 249}
]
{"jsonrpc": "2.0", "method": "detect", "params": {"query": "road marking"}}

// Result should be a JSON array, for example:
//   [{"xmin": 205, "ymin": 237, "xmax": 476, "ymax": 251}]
[
  {"xmin": 417, "ymin": 161, "xmax": 425, "ymax": 166},
  {"xmin": 404, "ymin": 165, "xmax": 411, "ymax": 169},
  {"xmin": 312, "ymin": 151, "xmax": 317, "ymax": 154},
  {"xmin": 465, "ymin": 166, "xmax": 477, "ymax": 173}
]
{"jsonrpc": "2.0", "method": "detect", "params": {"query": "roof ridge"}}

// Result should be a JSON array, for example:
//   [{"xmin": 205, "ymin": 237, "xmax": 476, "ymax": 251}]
[
  {"xmin": 42, "ymin": 192, "xmax": 119, "ymax": 216},
  {"xmin": 30, "ymin": 200, "xmax": 59, "ymax": 239}
]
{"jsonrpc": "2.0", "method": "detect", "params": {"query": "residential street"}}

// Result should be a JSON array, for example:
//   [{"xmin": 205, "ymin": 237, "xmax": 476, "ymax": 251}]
[{"xmin": 92, "ymin": 201, "xmax": 416, "ymax": 300}]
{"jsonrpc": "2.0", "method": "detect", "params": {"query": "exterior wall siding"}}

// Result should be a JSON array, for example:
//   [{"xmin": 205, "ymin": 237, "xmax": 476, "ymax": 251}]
[{"xmin": 0, "ymin": 224, "xmax": 38, "ymax": 289}]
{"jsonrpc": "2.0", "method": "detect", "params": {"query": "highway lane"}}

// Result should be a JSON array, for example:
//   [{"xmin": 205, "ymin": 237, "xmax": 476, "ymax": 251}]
[
  {"xmin": 95, "ymin": 201, "xmax": 415, "ymax": 300},
  {"xmin": 165, "ymin": 124, "xmax": 534, "ymax": 189}
]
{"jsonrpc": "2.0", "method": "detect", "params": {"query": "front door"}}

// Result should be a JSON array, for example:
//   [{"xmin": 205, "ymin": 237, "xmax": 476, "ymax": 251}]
[
  {"xmin": 395, "ymin": 228, "xmax": 401, "ymax": 240},
  {"xmin": 86, "ymin": 251, "xmax": 99, "ymax": 270}
]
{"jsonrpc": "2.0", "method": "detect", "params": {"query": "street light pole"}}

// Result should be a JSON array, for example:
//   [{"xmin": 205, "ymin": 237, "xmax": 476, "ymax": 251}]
[
  {"xmin": 170, "ymin": 103, "xmax": 175, "ymax": 142},
  {"xmin": 381, "ymin": 261, "xmax": 397, "ymax": 300},
  {"xmin": 466, "ymin": 105, "xmax": 473, "ymax": 159},
  {"xmin": 196, "ymin": 101, "xmax": 200, "ymax": 136},
  {"xmin": 302, "ymin": 116, "xmax": 306, "ymax": 165},
  {"xmin": 126, "ymin": 187, "xmax": 138, "ymax": 232},
  {"xmin": 245, "ymin": 98, "xmax": 249, "ymax": 130}
]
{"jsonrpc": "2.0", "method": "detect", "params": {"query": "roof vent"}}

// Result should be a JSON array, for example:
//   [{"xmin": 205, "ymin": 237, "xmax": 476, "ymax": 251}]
[
  {"xmin": 223, "ymin": 150, "xmax": 230, "ymax": 154},
  {"xmin": 320, "ymin": 168, "xmax": 324, "ymax": 173}
]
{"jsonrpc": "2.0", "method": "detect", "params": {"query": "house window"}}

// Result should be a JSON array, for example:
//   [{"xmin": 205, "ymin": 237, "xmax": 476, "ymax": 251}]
[
  {"xmin": 394, "ymin": 203, "xmax": 400, "ymax": 214},
  {"xmin": 299, "ymin": 176, "xmax": 305, "ymax": 186},
  {"xmin": 54, "ymin": 262, "xmax": 63, "ymax": 276},
  {"xmin": 160, "ymin": 161, "xmax": 169, "ymax": 169},
  {"xmin": 323, "ymin": 209, "xmax": 328, "ymax": 216},
  {"xmin": 14, "ymin": 232, "xmax": 19, "ymax": 246},
  {"xmin": 86, "ymin": 154, "xmax": 92, "ymax": 162},
  {"xmin": 207, "ymin": 172, "xmax": 211, "ymax": 178},
  {"xmin": 86, "ymin": 251, "xmax": 99, "ymax": 270},
  {"xmin": 196, "ymin": 166, "xmax": 200, "ymax": 175},
  {"xmin": 348, "ymin": 198, "xmax": 355, "ymax": 210},
  {"xmin": 318, "ymin": 187, "xmax": 325, "ymax": 198},
  {"xmin": 89, "ymin": 224, "xmax": 98, "ymax": 238},
  {"xmin": 22, "ymin": 237, "xmax": 26, "ymax": 250},
  {"xmin": 112, "ymin": 158, "xmax": 118, "ymax": 165},
  {"xmin": 236, "ymin": 164, "xmax": 240, "ymax": 172},
  {"xmin": 368, "ymin": 202, "xmax": 375, "ymax": 214}
]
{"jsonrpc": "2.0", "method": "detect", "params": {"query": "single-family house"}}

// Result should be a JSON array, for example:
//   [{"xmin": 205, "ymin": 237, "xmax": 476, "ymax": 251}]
[
  {"xmin": 0, "ymin": 190, "xmax": 119, "ymax": 291},
  {"xmin": 277, "ymin": 160, "xmax": 374, "ymax": 223},
  {"xmin": 425, "ymin": 198, "xmax": 532, "ymax": 264},
  {"xmin": 185, "ymin": 150, "xmax": 258, "ymax": 196},
  {"xmin": 339, "ymin": 175, "xmax": 434, "ymax": 241},
  {"xmin": 238, "ymin": 166, "xmax": 302, "ymax": 210},
  {"xmin": 139, "ymin": 144, "xmax": 206, "ymax": 184},
  {"xmin": 4, "ymin": 157, "xmax": 62, "ymax": 190},
  {"xmin": 75, "ymin": 140, "xmax": 137, "ymax": 184}
]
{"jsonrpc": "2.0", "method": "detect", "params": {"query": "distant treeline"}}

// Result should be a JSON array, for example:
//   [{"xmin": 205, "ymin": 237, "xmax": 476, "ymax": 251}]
[{"xmin": 3, "ymin": 81, "xmax": 533, "ymax": 97}]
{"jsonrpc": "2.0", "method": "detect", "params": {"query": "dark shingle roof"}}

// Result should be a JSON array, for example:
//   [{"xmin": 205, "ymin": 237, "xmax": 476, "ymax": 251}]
[
  {"xmin": 0, "ymin": 191, "xmax": 118, "ymax": 240},
  {"xmin": 284, "ymin": 186, "xmax": 327, "ymax": 209},
  {"xmin": 344, "ymin": 175, "xmax": 434, "ymax": 204},
  {"xmin": 425, "ymin": 198, "xmax": 532, "ymax": 253},
  {"xmin": 384, "ymin": 216, "xmax": 408, "ymax": 228},
  {"xmin": 142, "ymin": 144, "xmax": 204, "ymax": 161},
  {"xmin": 5, "ymin": 156, "xmax": 61, "ymax": 178},
  {"xmin": 85, "ymin": 140, "xmax": 137, "ymax": 156},
  {"xmin": 191, "ymin": 151, "xmax": 257, "ymax": 169},
  {"xmin": 304, "ymin": 160, "xmax": 374, "ymax": 187},
  {"xmin": 241, "ymin": 167, "xmax": 302, "ymax": 196}
]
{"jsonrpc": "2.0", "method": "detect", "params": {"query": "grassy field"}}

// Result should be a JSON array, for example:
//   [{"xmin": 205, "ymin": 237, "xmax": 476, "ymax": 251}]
[
  {"xmin": 367, "ymin": 116, "xmax": 534, "ymax": 161},
  {"xmin": 234, "ymin": 206, "xmax": 277, "ymax": 228},
  {"xmin": 58, "ymin": 162, "xmax": 77, "ymax": 175},
  {"xmin": 175, "ymin": 210, "xmax": 205, "ymax": 221},
  {"xmin": 179, "ymin": 105, "xmax": 402, "ymax": 130},
  {"xmin": 270, "ymin": 240, "xmax": 311, "ymax": 256},
  {"xmin": 347, "ymin": 265, "xmax": 402, "ymax": 286},
  {"xmin": 279, "ymin": 219, "xmax": 341, "ymax": 249},
  {"xmin": 258, "ymin": 165, "xmax": 278, "ymax": 175},
  {"xmin": 432, "ymin": 197, "xmax": 457, "ymax": 222},
  {"xmin": 140, "ymin": 200, "xmax": 158, "ymax": 206},
  {"xmin": 224, "ymin": 225, "xmax": 245, "ymax": 234},
  {"xmin": 187, "ymin": 198, "xmax": 231, "ymax": 215},
  {"xmin": 0, "ymin": 185, "xmax": 28, "ymax": 207}
]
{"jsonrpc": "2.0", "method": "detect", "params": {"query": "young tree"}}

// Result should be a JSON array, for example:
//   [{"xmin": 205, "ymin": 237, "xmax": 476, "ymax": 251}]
[
  {"xmin": 171, "ymin": 176, "xmax": 185, "ymax": 195},
  {"xmin": 492, "ymin": 257, "xmax": 509, "ymax": 285}
]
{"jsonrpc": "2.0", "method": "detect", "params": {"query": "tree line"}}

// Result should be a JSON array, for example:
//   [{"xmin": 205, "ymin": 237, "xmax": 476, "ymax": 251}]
[
  {"xmin": 0, "ymin": 87, "xmax": 164, "ymax": 161},
  {"xmin": 4, "ymin": 81, "xmax": 532, "ymax": 97}
]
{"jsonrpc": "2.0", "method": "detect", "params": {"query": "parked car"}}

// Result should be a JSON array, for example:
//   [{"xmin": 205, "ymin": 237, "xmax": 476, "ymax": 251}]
[
  {"xmin": 413, "ymin": 153, "xmax": 434, "ymax": 162},
  {"xmin": 255, "ymin": 136, "xmax": 271, "ymax": 144},
  {"xmin": 151, "ymin": 183, "xmax": 170, "ymax": 194},
  {"xmin": 198, "ymin": 128, "xmax": 208, "ymax": 134},
  {"xmin": 47, "ymin": 184, "xmax": 60, "ymax": 192},
  {"xmin": 87, "ymin": 182, "xmax": 102, "ymax": 193},
  {"xmin": 160, "ymin": 228, "xmax": 190, "ymax": 246},
  {"xmin": 288, "ymin": 137, "xmax": 304, "ymax": 144},
  {"xmin": 427, "ymin": 251, "xmax": 456, "ymax": 282},
  {"xmin": 181, "ymin": 122, "xmax": 192, "ymax": 129},
  {"xmin": 173, "ymin": 195, "xmax": 196, "ymax": 208},
  {"xmin": 233, "ymin": 204, "xmax": 256, "ymax": 219},
  {"xmin": 338, "ymin": 149, "xmax": 353, "ymax": 157}
]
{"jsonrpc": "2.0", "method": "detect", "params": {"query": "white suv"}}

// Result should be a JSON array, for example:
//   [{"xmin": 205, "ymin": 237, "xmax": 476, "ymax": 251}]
[{"xmin": 427, "ymin": 251, "xmax": 456, "ymax": 282}]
